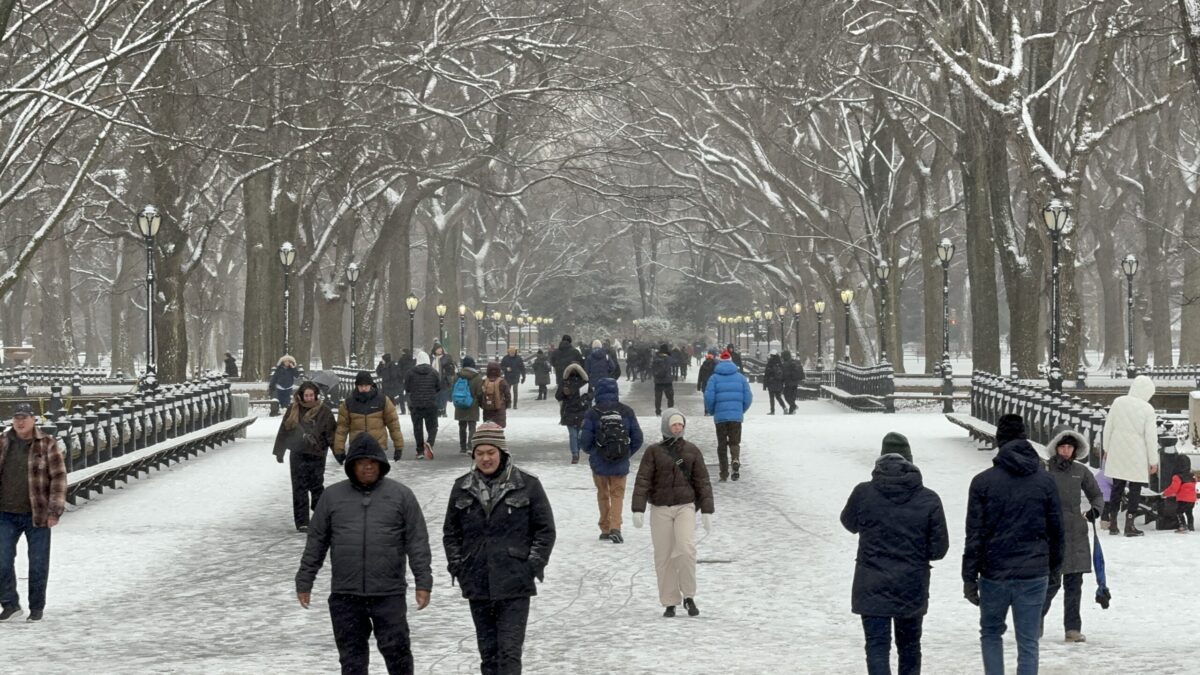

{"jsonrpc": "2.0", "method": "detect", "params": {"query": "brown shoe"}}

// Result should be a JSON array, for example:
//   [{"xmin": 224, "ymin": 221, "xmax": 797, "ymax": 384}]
[
  {"xmin": 1124, "ymin": 515, "xmax": 1144, "ymax": 537},
  {"xmin": 571, "ymin": 455, "xmax": 579, "ymax": 464},
  {"xmin": 1065, "ymin": 630, "xmax": 1086, "ymax": 643}
]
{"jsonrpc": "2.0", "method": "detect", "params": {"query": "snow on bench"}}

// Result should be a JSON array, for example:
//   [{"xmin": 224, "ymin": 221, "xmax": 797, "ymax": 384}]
[
  {"xmin": 944, "ymin": 412, "xmax": 1045, "ymax": 453},
  {"xmin": 821, "ymin": 384, "xmax": 887, "ymax": 412}
]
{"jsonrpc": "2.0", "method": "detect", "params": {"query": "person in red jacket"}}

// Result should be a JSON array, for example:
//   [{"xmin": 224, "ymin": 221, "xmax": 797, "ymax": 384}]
[{"xmin": 1161, "ymin": 459, "xmax": 1196, "ymax": 533}]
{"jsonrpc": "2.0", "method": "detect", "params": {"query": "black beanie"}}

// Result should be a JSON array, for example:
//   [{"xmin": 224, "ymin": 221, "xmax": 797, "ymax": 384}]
[
  {"xmin": 562, "ymin": 334, "xmax": 572, "ymax": 344},
  {"xmin": 354, "ymin": 371, "xmax": 374, "ymax": 387},
  {"xmin": 880, "ymin": 432, "xmax": 912, "ymax": 463},
  {"xmin": 995, "ymin": 414, "xmax": 1027, "ymax": 448}
]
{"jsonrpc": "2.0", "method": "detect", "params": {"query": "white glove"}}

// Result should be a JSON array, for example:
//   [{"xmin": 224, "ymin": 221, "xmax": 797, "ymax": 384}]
[
  {"xmin": 701, "ymin": 513, "xmax": 712, "ymax": 534},
  {"xmin": 632, "ymin": 512, "xmax": 645, "ymax": 529}
]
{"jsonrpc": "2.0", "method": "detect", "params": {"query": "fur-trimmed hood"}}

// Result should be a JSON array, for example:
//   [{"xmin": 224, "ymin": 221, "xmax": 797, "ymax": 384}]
[
  {"xmin": 563, "ymin": 362, "xmax": 588, "ymax": 382},
  {"xmin": 1040, "ymin": 426, "xmax": 1090, "ymax": 462}
]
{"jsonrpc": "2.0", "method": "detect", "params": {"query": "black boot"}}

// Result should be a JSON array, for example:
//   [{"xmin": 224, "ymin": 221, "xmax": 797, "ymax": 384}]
[
  {"xmin": 1124, "ymin": 515, "xmax": 1144, "ymax": 537},
  {"xmin": 663, "ymin": 606, "xmax": 676, "ymax": 618},
  {"xmin": 683, "ymin": 598, "xmax": 699, "ymax": 616},
  {"xmin": 1108, "ymin": 514, "xmax": 1120, "ymax": 535}
]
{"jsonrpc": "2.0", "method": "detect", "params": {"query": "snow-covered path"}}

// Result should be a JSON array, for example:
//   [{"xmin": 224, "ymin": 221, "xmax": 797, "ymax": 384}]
[{"xmin": 3, "ymin": 373, "xmax": 1188, "ymax": 674}]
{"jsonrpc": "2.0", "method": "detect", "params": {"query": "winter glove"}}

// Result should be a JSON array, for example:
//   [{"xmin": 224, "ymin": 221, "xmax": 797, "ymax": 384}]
[
  {"xmin": 275, "ymin": 452, "xmax": 285, "ymax": 464},
  {"xmin": 334, "ymin": 453, "xmax": 345, "ymax": 466},
  {"xmin": 1085, "ymin": 507, "xmax": 1101, "ymax": 522},
  {"xmin": 701, "ymin": 513, "xmax": 712, "ymax": 535},
  {"xmin": 632, "ymin": 512, "xmax": 645, "ymax": 529},
  {"xmin": 393, "ymin": 450, "xmax": 402, "ymax": 461},
  {"xmin": 963, "ymin": 581, "xmax": 980, "ymax": 606}
]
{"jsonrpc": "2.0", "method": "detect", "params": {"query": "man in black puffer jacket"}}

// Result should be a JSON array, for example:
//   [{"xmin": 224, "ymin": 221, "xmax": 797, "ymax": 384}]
[
  {"xmin": 296, "ymin": 433, "xmax": 433, "ymax": 674},
  {"xmin": 963, "ymin": 436, "xmax": 1064, "ymax": 675},
  {"xmin": 404, "ymin": 351, "xmax": 443, "ymax": 460},
  {"xmin": 841, "ymin": 433, "xmax": 949, "ymax": 675}
]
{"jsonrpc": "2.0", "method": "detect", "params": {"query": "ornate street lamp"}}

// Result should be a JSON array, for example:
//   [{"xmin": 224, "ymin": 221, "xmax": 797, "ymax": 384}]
[
  {"xmin": 517, "ymin": 316, "xmax": 527, "ymax": 351},
  {"xmin": 839, "ymin": 289, "xmax": 854, "ymax": 362},
  {"xmin": 136, "ymin": 205, "xmax": 161, "ymax": 383},
  {"xmin": 435, "ymin": 302, "xmax": 448, "ymax": 352},
  {"xmin": 752, "ymin": 308, "xmax": 763, "ymax": 356},
  {"xmin": 935, "ymin": 238, "xmax": 955, "ymax": 377},
  {"xmin": 814, "ymin": 300, "xmax": 826, "ymax": 370},
  {"xmin": 474, "ymin": 309, "xmax": 485, "ymax": 354},
  {"xmin": 776, "ymin": 305, "xmax": 787, "ymax": 352},
  {"xmin": 876, "ymin": 261, "xmax": 891, "ymax": 364},
  {"xmin": 505, "ymin": 313, "xmax": 513, "ymax": 350},
  {"xmin": 791, "ymin": 302, "xmax": 802, "ymax": 357},
  {"xmin": 633, "ymin": 318, "xmax": 639, "ymax": 341},
  {"xmin": 1042, "ymin": 198, "xmax": 1070, "ymax": 391},
  {"xmin": 1121, "ymin": 254, "xmax": 1139, "ymax": 378},
  {"xmin": 764, "ymin": 311, "xmax": 774, "ymax": 350},
  {"xmin": 458, "ymin": 304, "xmax": 467, "ymax": 358},
  {"xmin": 346, "ymin": 262, "xmax": 361, "ymax": 367},
  {"xmin": 491, "ymin": 310, "xmax": 502, "ymax": 360},
  {"xmin": 278, "ymin": 241, "xmax": 296, "ymax": 357},
  {"xmin": 405, "ymin": 292, "xmax": 419, "ymax": 352}
]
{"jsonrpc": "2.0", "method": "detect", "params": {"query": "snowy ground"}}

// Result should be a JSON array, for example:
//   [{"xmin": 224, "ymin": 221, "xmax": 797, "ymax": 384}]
[{"xmin": 2, "ymin": 372, "xmax": 1192, "ymax": 674}]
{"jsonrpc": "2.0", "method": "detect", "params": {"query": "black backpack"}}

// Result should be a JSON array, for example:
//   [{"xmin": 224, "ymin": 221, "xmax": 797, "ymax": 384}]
[
  {"xmin": 595, "ymin": 409, "xmax": 631, "ymax": 461},
  {"xmin": 652, "ymin": 355, "xmax": 671, "ymax": 381}
]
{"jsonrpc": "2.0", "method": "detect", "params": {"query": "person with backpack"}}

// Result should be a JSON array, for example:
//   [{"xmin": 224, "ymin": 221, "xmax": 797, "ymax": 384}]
[
  {"xmin": 781, "ymin": 350, "xmax": 804, "ymax": 414},
  {"xmin": 651, "ymin": 344, "xmax": 675, "ymax": 416},
  {"xmin": 762, "ymin": 352, "xmax": 787, "ymax": 415},
  {"xmin": 431, "ymin": 344, "xmax": 456, "ymax": 417},
  {"xmin": 404, "ymin": 350, "xmax": 442, "ymax": 460},
  {"xmin": 480, "ymin": 362, "xmax": 512, "ymax": 428},
  {"xmin": 703, "ymin": 350, "xmax": 753, "ymax": 482},
  {"xmin": 555, "ymin": 363, "xmax": 589, "ymax": 464},
  {"xmin": 584, "ymin": 339, "xmax": 618, "ymax": 385},
  {"xmin": 578, "ymin": 377, "xmax": 644, "ymax": 544},
  {"xmin": 530, "ymin": 350, "xmax": 552, "ymax": 400},
  {"xmin": 500, "ymin": 347, "xmax": 526, "ymax": 410},
  {"xmin": 452, "ymin": 356, "xmax": 484, "ymax": 454}
]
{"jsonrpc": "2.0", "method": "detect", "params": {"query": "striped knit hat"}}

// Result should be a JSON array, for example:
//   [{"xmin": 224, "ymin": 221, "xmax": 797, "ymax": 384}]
[{"xmin": 471, "ymin": 423, "xmax": 508, "ymax": 455}]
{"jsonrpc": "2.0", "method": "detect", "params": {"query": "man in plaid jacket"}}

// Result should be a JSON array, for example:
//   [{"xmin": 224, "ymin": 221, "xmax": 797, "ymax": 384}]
[{"xmin": 0, "ymin": 403, "xmax": 67, "ymax": 622}]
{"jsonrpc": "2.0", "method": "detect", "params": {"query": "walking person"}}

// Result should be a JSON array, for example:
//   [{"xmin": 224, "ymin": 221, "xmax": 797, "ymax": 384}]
[
  {"xmin": 550, "ymin": 334, "xmax": 583, "ymax": 384},
  {"xmin": 631, "ymin": 409, "xmax": 714, "ymax": 618},
  {"xmin": 452, "ymin": 356, "xmax": 484, "ymax": 454},
  {"xmin": 651, "ymin": 343, "xmax": 675, "ymax": 416},
  {"xmin": 781, "ymin": 350, "xmax": 804, "ymax": 414},
  {"xmin": 500, "ymin": 347, "xmax": 526, "ymax": 410},
  {"xmin": 224, "ymin": 351, "xmax": 239, "ymax": 378},
  {"xmin": 578, "ymin": 378, "xmax": 644, "ymax": 543},
  {"xmin": 1100, "ymin": 375, "xmax": 1159, "ymax": 537},
  {"xmin": 377, "ymin": 353, "xmax": 405, "ymax": 409},
  {"xmin": 703, "ymin": 350, "xmax": 753, "ymax": 481},
  {"xmin": 443, "ymin": 424, "xmax": 556, "ymax": 675},
  {"xmin": 555, "ymin": 363, "xmax": 589, "ymax": 464},
  {"xmin": 1037, "ymin": 426, "xmax": 1105, "ymax": 643},
  {"xmin": 584, "ymin": 339, "xmax": 618, "ymax": 385},
  {"xmin": 0, "ymin": 404, "xmax": 66, "ymax": 622},
  {"xmin": 404, "ymin": 351, "xmax": 442, "ymax": 461},
  {"xmin": 295, "ymin": 434, "xmax": 433, "ymax": 674},
  {"xmin": 396, "ymin": 349, "xmax": 416, "ymax": 415},
  {"xmin": 273, "ymin": 382, "xmax": 337, "ymax": 532},
  {"xmin": 963, "ymin": 432, "xmax": 1065, "ymax": 675},
  {"xmin": 481, "ymin": 362, "xmax": 512, "ymax": 428},
  {"xmin": 695, "ymin": 348, "xmax": 717, "ymax": 406},
  {"xmin": 431, "ymin": 345, "xmax": 456, "ymax": 417},
  {"xmin": 530, "ymin": 350, "xmax": 551, "ymax": 400},
  {"xmin": 762, "ymin": 352, "xmax": 786, "ymax": 415},
  {"xmin": 841, "ymin": 433, "xmax": 949, "ymax": 675},
  {"xmin": 334, "ymin": 371, "xmax": 406, "ymax": 462},
  {"xmin": 269, "ymin": 354, "xmax": 299, "ymax": 415}
]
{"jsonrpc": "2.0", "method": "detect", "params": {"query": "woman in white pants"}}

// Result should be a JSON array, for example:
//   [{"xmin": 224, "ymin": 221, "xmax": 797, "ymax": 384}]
[{"xmin": 631, "ymin": 409, "xmax": 715, "ymax": 617}]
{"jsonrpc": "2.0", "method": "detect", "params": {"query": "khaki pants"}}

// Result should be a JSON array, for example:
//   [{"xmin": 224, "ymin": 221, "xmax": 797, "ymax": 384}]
[
  {"xmin": 649, "ymin": 504, "xmax": 697, "ymax": 607},
  {"xmin": 593, "ymin": 474, "xmax": 627, "ymax": 532}
]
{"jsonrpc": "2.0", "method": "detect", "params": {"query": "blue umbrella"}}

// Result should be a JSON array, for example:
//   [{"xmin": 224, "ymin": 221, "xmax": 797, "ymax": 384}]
[{"xmin": 1091, "ymin": 519, "xmax": 1110, "ymax": 609}]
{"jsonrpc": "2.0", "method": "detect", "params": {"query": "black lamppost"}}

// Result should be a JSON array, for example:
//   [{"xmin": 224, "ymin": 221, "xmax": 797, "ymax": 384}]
[
  {"xmin": 791, "ymin": 302, "xmax": 802, "ymax": 356},
  {"xmin": 632, "ymin": 318, "xmax": 639, "ymax": 341},
  {"xmin": 764, "ymin": 310, "xmax": 774, "ymax": 351},
  {"xmin": 505, "ymin": 313, "xmax": 514, "ymax": 351},
  {"xmin": 813, "ymin": 301, "xmax": 825, "ymax": 370},
  {"xmin": 1042, "ymin": 198, "xmax": 1070, "ymax": 391},
  {"xmin": 876, "ymin": 261, "xmax": 891, "ymax": 364},
  {"xmin": 435, "ymin": 303, "xmax": 448, "ymax": 352},
  {"xmin": 137, "ymin": 205, "xmax": 161, "ymax": 382},
  {"xmin": 935, "ymin": 238, "xmax": 955, "ymax": 376},
  {"xmin": 517, "ymin": 316, "xmax": 526, "ymax": 351},
  {"xmin": 491, "ymin": 310, "xmax": 502, "ymax": 360},
  {"xmin": 717, "ymin": 316, "xmax": 725, "ymax": 345},
  {"xmin": 742, "ymin": 314, "xmax": 751, "ymax": 353},
  {"xmin": 753, "ymin": 308, "xmax": 763, "ymax": 356},
  {"xmin": 405, "ymin": 293, "xmax": 419, "ymax": 352},
  {"xmin": 776, "ymin": 305, "xmax": 787, "ymax": 353},
  {"xmin": 346, "ymin": 262, "xmax": 361, "ymax": 367},
  {"xmin": 1121, "ymin": 254, "xmax": 1139, "ymax": 378},
  {"xmin": 279, "ymin": 241, "xmax": 296, "ymax": 357},
  {"xmin": 474, "ymin": 309, "xmax": 485, "ymax": 354},
  {"xmin": 840, "ymin": 289, "xmax": 854, "ymax": 362},
  {"xmin": 458, "ymin": 304, "xmax": 467, "ymax": 358}
]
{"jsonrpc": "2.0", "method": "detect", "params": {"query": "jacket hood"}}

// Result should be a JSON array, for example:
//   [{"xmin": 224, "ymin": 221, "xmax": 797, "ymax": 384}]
[
  {"xmin": 589, "ymin": 347, "xmax": 608, "ymax": 359},
  {"xmin": 1041, "ymin": 425, "xmax": 1090, "ymax": 462},
  {"xmin": 1128, "ymin": 375, "xmax": 1155, "ymax": 401},
  {"xmin": 458, "ymin": 367, "xmax": 479, "ymax": 380},
  {"xmin": 557, "ymin": 339, "xmax": 574, "ymax": 352},
  {"xmin": 781, "ymin": 351, "xmax": 793, "ymax": 362},
  {"xmin": 871, "ymin": 454, "xmax": 923, "ymax": 504},
  {"xmin": 995, "ymin": 413, "xmax": 1027, "ymax": 448},
  {"xmin": 564, "ymin": 362, "xmax": 588, "ymax": 382},
  {"xmin": 994, "ymin": 439, "xmax": 1042, "ymax": 477},
  {"xmin": 344, "ymin": 433, "xmax": 391, "ymax": 483},
  {"xmin": 661, "ymin": 408, "xmax": 686, "ymax": 438},
  {"xmin": 593, "ymin": 377, "xmax": 619, "ymax": 404},
  {"xmin": 412, "ymin": 363, "xmax": 434, "ymax": 375},
  {"xmin": 486, "ymin": 362, "xmax": 501, "ymax": 377},
  {"xmin": 714, "ymin": 359, "xmax": 739, "ymax": 375},
  {"xmin": 415, "ymin": 350, "xmax": 431, "ymax": 367}
]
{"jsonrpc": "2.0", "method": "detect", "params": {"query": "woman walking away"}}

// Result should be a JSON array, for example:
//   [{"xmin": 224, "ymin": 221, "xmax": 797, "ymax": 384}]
[
  {"xmin": 631, "ymin": 409, "xmax": 714, "ymax": 618},
  {"xmin": 273, "ymin": 382, "xmax": 337, "ymax": 532},
  {"xmin": 555, "ymin": 363, "xmax": 589, "ymax": 464},
  {"xmin": 841, "ymin": 433, "xmax": 949, "ymax": 675},
  {"xmin": 531, "ymin": 350, "xmax": 552, "ymax": 400},
  {"xmin": 762, "ymin": 352, "xmax": 787, "ymax": 415},
  {"xmin": 453, "ymin": 356, "xmax": 484, "ymax": 454}
]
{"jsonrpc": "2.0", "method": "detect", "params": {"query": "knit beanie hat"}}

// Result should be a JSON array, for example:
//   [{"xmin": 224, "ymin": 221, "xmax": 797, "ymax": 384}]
[
  {"xmin": 354, "ymin": 371, "xmax": 374, "ymax": 387},
  {"xmin": 659, "ymin": 343, "xmax": 670, "ymax": 355},
  {"xmin": 661, "ymin": 408, "xmax": 686, "ymax": 439},
  {"xmin": 880, "ymin": 432, "xmax": 913, "ymax": 463},
  {"xmin": 471, "ymin": 423, "xmax": 508, "ymax": 454},
  {"xmin": 562, "ymin": 334, "xmax": 573, "ymax": 344},
  {"xmin": 719, "ymin": 350, "xmax": 732, "ymax": 361},
  {"xmin": 995, "ymin": 414, "xmax": 1027, "ymax": 448},
  {"xmin": 462, "ymin": 356, "xmax": 476, "ymax": 369}
]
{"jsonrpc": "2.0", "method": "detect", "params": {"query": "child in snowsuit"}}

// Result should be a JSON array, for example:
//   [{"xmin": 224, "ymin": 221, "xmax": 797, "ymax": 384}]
[{"xmin": 1161, "ymin": 458, "xmax": 1197, "ymax": 533}]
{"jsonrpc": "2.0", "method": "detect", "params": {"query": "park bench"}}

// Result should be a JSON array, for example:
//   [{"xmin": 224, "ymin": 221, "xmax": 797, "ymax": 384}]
[{"xmin": 821, "ymin": 384, "xmax": 887, "ymax": 412}]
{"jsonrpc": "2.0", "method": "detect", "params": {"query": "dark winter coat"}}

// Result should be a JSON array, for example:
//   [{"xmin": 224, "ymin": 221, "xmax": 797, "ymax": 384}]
[
  {"xmin": 782, "ymin": 355, "xmax": 805, "ymax": 386},
  {"xmin": 433, "ymin": 353, "xmax": 456, "ymax": 388},
  {"xmin": 480, "ymin": 372, "xmax": 511, "ymax": 428},
  {"xmin": 631, "ymin": 438, "xmax": 714, "ymax": 514},
  {"xmin": 334, "ymin": 386, "xmax": 405, "ymax": 456},
  {"xmin": 696, "ymin": 358, "xmax": 715, "ymax": 392},
  {"xmin": 1041, "ymin": 428, "xmax": 1105, "ymax": 575},
  {"xmin": 531, "ymin": 354, "xmax": 552, "ymax": 386},
  {"xmin": 840, "ymin": 455, "xmax": 949, "ymax": 618},
  {"xmin": 224, "ymin": 355, "xmax": 238, "ymax": 378},
  {"xmin": 555, "ymin": 363, "xmax": 590, "ymax": 427},
  {"xmin": 453, "ymin": 367, "xmax": 485, "ymax": 422},
  {"xmin": 376, "ymin": 359, "xmax": 404, "ymax": 397},
  {"xmin": 762, "ymin": 356, "xmax": 784, "ymax": 392},
  {"xmin": 404, "ymin": 364, "xmax": 442, "ymax": 410},
  {"xmin": 296, "ymin": 435, "xmax": 433, "ymax": 596},
  {"xmin": 443, "ymin": 456, "xmax": 556, "ymax": 600},
  {"xmin": 269, "ymin": 365, "xmax": 298, "ymax": 392},
  {"xmin": 273, "ymin": 395, "xmax": 337, "ymax": 459},
  {"xmin": 578, "ymin": 378, "xmax": 644, "ymax": 477},
  {"xmin": 500, "ymin": 353, "xmax": 526, "ymax": 387},
  {"xmin": 703, "ymin": 359, "xmax": 753, "ymax": 424},
  {"xmin": 962, "ymin": 439, "xmax": 1065, "ymax": 583},
  {"xmin": 550, "ymin": 340, "xmax": 583, "ymax": 383},
  {"xmin": 651, "ymin": 352, "xmax": 674, "ymax": 384},
  {"xmin": 583, "ymin": 347, "xmax": 618, "ymax": 384}
]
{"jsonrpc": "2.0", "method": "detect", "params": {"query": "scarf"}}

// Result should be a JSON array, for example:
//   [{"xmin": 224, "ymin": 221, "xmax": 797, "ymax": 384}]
[{"xmin": 284, "ymin": 397, "xmax": 322, "ymax": 430}]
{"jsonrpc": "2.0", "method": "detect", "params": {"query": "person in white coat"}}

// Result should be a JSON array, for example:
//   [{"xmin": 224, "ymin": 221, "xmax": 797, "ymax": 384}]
[{"xmin": 1101, "ymin": 375, "xmax": 1159, "ymax": 537}]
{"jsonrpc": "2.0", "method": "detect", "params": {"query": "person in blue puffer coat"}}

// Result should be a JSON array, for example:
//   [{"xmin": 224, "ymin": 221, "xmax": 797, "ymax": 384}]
[
  {"xmin": 703, "ymin": 350, "xmax": 753, "ymax": 482},
  {"xmin": 579, "ymin": 378, "xmax": 644, "ymax": 543}
]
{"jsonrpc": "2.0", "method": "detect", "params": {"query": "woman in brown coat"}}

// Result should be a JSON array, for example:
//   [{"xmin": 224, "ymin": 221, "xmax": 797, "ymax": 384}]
[
  {"xmin": 631, "ymin": 408, "xmax": 715, "ymax": 618},
  {"xmin": 273, "ymin": 382, "xmax": 337, "ymax": 531}
]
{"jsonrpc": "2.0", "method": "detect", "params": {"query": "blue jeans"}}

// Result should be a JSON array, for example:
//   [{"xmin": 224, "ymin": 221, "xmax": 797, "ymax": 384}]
[
  {"xmin": 861, "ymin": 615, "xmax": 923, "ymax": 675},
  {"xmin": 0, "ymin": 512, "xmax": 52, "ymax": 612},
  {"xmin": 567, "ymin": 426, "xmax": 582, "ymax": 458},
  {"xmin": 979, "ymin": 576, "xmax": 1048, "ymax": 675}
]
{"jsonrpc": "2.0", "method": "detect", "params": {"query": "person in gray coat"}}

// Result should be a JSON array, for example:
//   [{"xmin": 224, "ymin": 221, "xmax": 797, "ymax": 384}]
[
  {"xmin": 1038, "ymin": 426, "xmax": 1104, "ymax": 644},
  {"xmin": 296, "ymin": 433, "xmax": 433, "ymax": 674}
]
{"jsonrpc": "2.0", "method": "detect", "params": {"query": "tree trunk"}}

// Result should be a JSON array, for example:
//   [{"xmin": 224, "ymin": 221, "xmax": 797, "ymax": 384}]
[
  {"xmin": 1180, "ymin": 192, "xmax": 1200, "ymax": 362},
  {"xmin": 36, "ymin": 232, "xmax": 74, "ymax": 365}
]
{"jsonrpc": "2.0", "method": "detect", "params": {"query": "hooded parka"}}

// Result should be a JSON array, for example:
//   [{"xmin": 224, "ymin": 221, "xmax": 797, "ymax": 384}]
[
  {"xmin": 1039, "ymin": 427, "xmax": 1105, "ymax": 575},
  {"xmin": 1101, "ymin": 375, "xmax": 1160, "ymax": 483}
]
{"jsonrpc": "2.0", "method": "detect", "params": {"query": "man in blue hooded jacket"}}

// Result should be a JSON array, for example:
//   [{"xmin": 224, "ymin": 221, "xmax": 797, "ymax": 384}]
[
  {"xmin": 703, "ymin": 350, "xmax": 753, "ymax": 482},
  {"xmin": 579, "ymin": 378, "xmax": 644, "ymax": 543}
]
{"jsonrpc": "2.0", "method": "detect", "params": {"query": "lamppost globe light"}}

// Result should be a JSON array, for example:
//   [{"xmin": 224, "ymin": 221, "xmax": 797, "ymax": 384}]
[
  {"xmin": 876, "ymin": 260, "xmax": 891, "ymax": 281},
  {"xmin": 517, "ymin": 316, "xmax": 525, "ymax": 326},
  {"xmin": 435, "ymin": 303, "xmax": 447, "ymax": 317},
  {"xmin": 764, "ymin": 311, "xmax": 774, "ymax": 320},
  {"xmin": 840, "ymin": 289, "xmax": 854, "ymax": 305},
  {"xmin": 458, "ymin": 304, "xmax": 467, "ymax": 317},
  {"xmin": 492, "ymin": 311, "xmax": 501, "ymax": 321},
  {"xmin": 1121, "ymin": 254, "xmax": 1138, "ymax": 277},
  {"xmin": 137, "ymin": 204, "xmax": 161, "ymax": 237},
  {"xmin": 792, "ymin": 301, "xmax": 802, "ymax": 315},
  {"xmin": 405, "ymin": 293, "xmax": 419, "ymax": 312},
  {"xmin": 814, "ymin": 300, "xmax": 825, "ymax": 314},
  {"xmin": 753, "ymin": 309, "xmax": 763, "ymax": 320},
  {"xmin": 1042, "ymin": 197, "xmax": 1070, "ymax": 233},
  {"xmin": 936, "ymin": 238, "xmax": 955, "ymax": 263},
  {"xmin": 505, "ymin": 313, "xmax": 513, "ymax": 323},
  {"xmin": 346, "ymin": 262, "xmax": 360, "ymax": 283},
  {"xmin": 278, "ymin": 241, "xmax": 296, "ymax": 267},
  {"xmin": 474, "ymin": 309, "xmax": 484, "ymax": 321}
]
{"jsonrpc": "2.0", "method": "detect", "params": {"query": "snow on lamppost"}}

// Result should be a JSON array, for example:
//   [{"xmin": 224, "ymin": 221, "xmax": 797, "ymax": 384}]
[
  {"xmin": 814, "ymin": 300, "xmax": 826, "ymax": 370},
  {"xmin": 791, "ymin": 302, "xmax": 803, "ymax": 358},
  {"xmin": 1121, "ymin": 253, "xmax": 1139, "ymax": 378},
  {"xmin": 491, "ymin": 311, "xmax": 502, "ymax": 360},
  {"xmin": 840, "ymin": 289, "xmax": 854, "ymax": 363},
  {"xmin": 406, "ymin": 293, "xmax": 420, "ymax": 353},
  {"xmin": 346, "ymin": 262, "xmax": 361, "ymax": 367},
  {"xmin": 1043, "ymin": 198, "xmax": 1070, "ymax": 392},
  {"xmin": 136, "ymin": 204, "xmax": 161, "ymax": 388},
  {"xmin": 473, "ymin": 309, "xmax": 485, "ymax": 355},
  {"xmin": 279, "ymin": 241, "xmax": 296, "ymax": 357},
  {"xmin": 458, "ymin": 304, "xmax": 467, "ymax": 358},
  {"xmin": 876, "ymin": 261, "xmax": 891, "ymax": 364},
  {"xmin": 935, "ymin": 238, "xmax": 955, "ymax": 376}
]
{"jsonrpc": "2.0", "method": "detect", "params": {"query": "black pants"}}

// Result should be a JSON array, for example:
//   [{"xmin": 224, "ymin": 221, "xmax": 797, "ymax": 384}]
[
  {"xmin": 783, "ymin": 385, "xmax": 797, "ymax": 411},
  {"xmin": 537, "ymin": 384, "xmax": 547, "ymax": 400},
  {"xmin": 1179, "ymin": 502, "xmax": 1195, "ymax": 530},
  {"xmin": 328, "ymin": 593, "xmax": 413, "ymax": 675},
  {"xmin": 391, "ymin": 392, "xmax": 407, "ymax": 415},
  {"xmin": 290, "ymin": 451, "xmax": 326, "ymax": 529},
  {"xmin": 410, "ymin": 407, "xmax": 439, "ymax": 450},
  {"xmin": 1105, "ymin": 479, "xmax": 1144, "ymax": 521},
  {"xmin": 509, "ymin": 383, "xmax": 519, "ymax": 409},
  {"xmin": 768, "ymin": 389, "xmax": 786, "ymax": 413},
  {"xmin": 654, "ymin": 383, "xmax": 674, "ymax": 414},
  {"xmin": 1041, "ymin": 572, "xmax": 1083, "ymax": 632},
  {"xmin": 469, "ymin": 597, "xmax": 530, "ymax": 675},
  {"xmin": 861, "ymin": 615, "xmax": 922, "ymax": 675},
  {"xmin": 459, "ymin": 420, "xmax": 477, "ymax": 453}
]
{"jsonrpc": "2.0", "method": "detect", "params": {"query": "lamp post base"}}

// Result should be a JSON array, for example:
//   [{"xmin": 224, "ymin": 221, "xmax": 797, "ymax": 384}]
[{"xmin": 1047, "ymin": 366, "xmax": 1063, "ymax": 392}]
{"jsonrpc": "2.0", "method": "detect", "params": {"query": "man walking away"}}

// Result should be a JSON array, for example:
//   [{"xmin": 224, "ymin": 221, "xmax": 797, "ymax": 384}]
[
  {"xmin": 377, "ymin": 353, "xmax": 405, "ymax": 410},
  {"xmin": 703, "ymin": 350, "xmax": 753, "ymax": 482},
  {"xmin": 781, "ymin": 351, "xmax": 804, "ymax": 414},
  {"xmin": 579, "ymin": 378, "xmax": 644, "ymax": 543},
  {"xmin": 500, "ymin": 347, "xmax": 526, "ymax": 410},
  {"xmin": 531, "ymin": 350, "xmax": 551, "ymax": 400},
  {"xmin": 550, "ymin": 334, "xmax": 583, "ymax": 384},
  {"xmin": 651, "ymin": 343, "xmax": 675, "ymax": 416},
  {"xmin": 404, "ymin": 351, "xmax": 442, "ymax": 461},
  {"xmin": 453, "ymin": 356, "xmax": 485, "ymax": 454},
  {"xmin": 696, "ymin": 348, "xmax": 717, "ymax": 405}
]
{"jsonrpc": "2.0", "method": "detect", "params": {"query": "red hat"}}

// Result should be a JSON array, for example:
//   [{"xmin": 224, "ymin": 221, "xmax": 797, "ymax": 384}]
[{"xmin": 719, "ymin": 350, "xmax": 732, "ymax": 361}]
